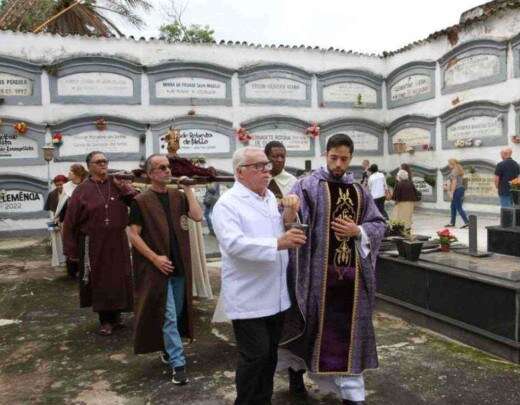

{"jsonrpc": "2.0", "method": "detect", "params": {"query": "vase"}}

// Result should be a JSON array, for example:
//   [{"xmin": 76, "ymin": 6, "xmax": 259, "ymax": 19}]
[
  {"xmin": 440, "ymin": 244, "xmax": 450, "ymax": 252},
  {"xmin": 403, "ymin": 240, "xmax": 423, "ymax": 261},
  {"xmin": 512, "ymin": 190, "xmax": 520, "ymax": 206}
]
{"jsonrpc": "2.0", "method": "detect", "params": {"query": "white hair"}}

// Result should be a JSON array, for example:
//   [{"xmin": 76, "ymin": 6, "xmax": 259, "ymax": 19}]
[
  {"xmin": 232, "ymin": 147, "xmax": 265, "ymax": 174},
  {"xmin": 397, "ymin": 169, "xmax": 409, "ymax": 181}
]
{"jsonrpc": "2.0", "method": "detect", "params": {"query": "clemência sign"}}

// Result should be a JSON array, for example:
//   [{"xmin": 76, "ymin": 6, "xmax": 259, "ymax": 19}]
[{"xmin": 0, "ymin": 189, "xmax": 43, "ymax": 213}]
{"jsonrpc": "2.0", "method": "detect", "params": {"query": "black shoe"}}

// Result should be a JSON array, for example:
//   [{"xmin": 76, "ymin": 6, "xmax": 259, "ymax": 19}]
[
  {"xmin": 444, "ymin": 223, "xmax": 455, "ymax": 228},
  {"xmin": 160, "ymin": 351, "xmax": 169, "ymax": 365},
  {"xmin": 288, "ymin": 367, "xmax": 307, "ymax": 396},
  {"xmin": 342, "ymin": 401, "xmax": 365, "ymax": 405},
  {"xmin": 460, "ymin": 223, "xmax": 469, "ymax": 229},
  {"xmin": 171, "ymin": 366, "xmax": 188, "ymax": 385}
]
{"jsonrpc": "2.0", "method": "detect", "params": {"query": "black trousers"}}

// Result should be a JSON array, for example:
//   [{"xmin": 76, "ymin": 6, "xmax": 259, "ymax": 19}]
[
  {"xmin": 98, "ymin": 311, "xmax": 120, "ymax": 325},
  {"xmin": 374, "ymin": 196, "xmax": 389, "ymax": 219},
  {"xmin": 232, "ymin": 312, "xmax": 285, "ymax": 405}
]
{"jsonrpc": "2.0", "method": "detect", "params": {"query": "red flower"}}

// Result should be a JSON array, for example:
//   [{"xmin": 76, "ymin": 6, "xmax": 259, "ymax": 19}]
[
  {"xmin": 235, "ymin": 127, "xmax": 252, "ymax": 143},
  {"xmin": 305, "ymin": 122, "xmax": 320, "ymax": 138}
]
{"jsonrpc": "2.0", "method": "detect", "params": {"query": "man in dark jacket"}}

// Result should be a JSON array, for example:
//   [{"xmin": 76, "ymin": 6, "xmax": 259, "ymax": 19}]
[{"xmin": 495, "ymin": 148, "xmax": 520, "ymax": 207}]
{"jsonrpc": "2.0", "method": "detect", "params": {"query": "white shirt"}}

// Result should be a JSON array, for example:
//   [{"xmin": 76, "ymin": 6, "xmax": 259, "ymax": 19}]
[
  {"xmin": 211, "ymin": 181, "xmax": 290, "ymax": 320},
  {"xmin": 367, "ymin": 172, "xmax": 387, "ymax": 199},
  {"xmin": 273, "ymin": 170, "xmax": 298, "ymax": 197}
]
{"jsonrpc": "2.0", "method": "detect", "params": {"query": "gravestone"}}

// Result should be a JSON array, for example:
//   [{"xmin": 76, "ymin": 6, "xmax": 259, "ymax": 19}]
[
  {"xmin": 386, "ymin": 61, "xmax": 436, "ymax": 109},
  {"xmin": 0, "ymin": 118, "xmax": 46, "ymax": 167},
  {"xmin": 0, "ymin": 56, "xmax": 42, "ymax": 105},
  {"xmin": 387, "ymin": 115, "xmax": 436, "ymax": 153},
  {"xmin": 319, "ymin": 118, "xmax": 384, "ymax": 156}
]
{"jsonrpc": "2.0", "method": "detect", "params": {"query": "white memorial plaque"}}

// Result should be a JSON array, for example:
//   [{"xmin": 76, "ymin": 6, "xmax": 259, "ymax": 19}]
[
  {"xmin": 0, "ymin": 132, "xmax": 38, "ymax": 159},
  {"xmin": 465, "ymin": 172, "xmax": 496, "ymax": 199},
  {"xmin": 0, "ymin": 189, "xmax": 44, "ymax": 213},
  {"xmin": 390, "ymin": 75, "xmax": 432, "ymax": 102},
  {"xmin": 413, "ymin": 176, "xmax": 433, "ymax": 197},
  {"xmin": 0, "ymin": 73, "xmax": 33, "ymax": 96},
  {"xmin": 244, "ymin": 78, "xmax": 306, "ymax": 100},
  {"xmin": 444, "ymin": 55, "xmax": 500, "ymax": 87},
  {"xmin": 323, "ymin": 82, "xmax": 377, "ymax": 104},
  {"xmin": 57, "ymin": 72, "xmax": 134, "ymax": 97},
  {"xmin": 249, "ymin": 129, "xmax": 311, "ymax": 152},
  {"xmin": 60, "ymin": 131, "xmax": 140, "ymax": 156},
  {"xmin": 327, "ymin": 131, "xmax": 378, "ymax": 151},
  {"xmin": 156, "ymin": 77, "xmax": 226, "ymax": 99},
  {"xmin": 392, "ymin": 128, "xmax": 431, "ymax": 148},
  {"xmin": 447, "ymin": 116, "xmax": 502, "ymax": 142},
  {"xmin": 160, "ymin": 129, "xmax": 230, "ymax": 154}
]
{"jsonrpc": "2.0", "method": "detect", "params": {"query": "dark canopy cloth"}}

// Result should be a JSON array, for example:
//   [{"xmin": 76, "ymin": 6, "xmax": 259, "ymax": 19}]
[
  {"xmin": 132, "ymin": 188, "xmax": 194, "ymax": 354},
  {"xmin": 63, "ymin": 176, "xmax": 136, "ymax": 312},
  {"xmin": 280, "ymin": 168, "xmax": 386, "ymax": 375}
]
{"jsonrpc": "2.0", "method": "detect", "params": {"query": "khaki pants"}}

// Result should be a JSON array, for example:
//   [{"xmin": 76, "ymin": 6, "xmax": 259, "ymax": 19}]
[{"xmin": 391, "ymin": 201, "xmax": 415, "ymax": 229}]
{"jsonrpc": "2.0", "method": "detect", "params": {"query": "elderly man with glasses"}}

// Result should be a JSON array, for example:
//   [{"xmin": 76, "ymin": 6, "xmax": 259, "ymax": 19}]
[
  {"xmin": 63, "ymin": 151, "xmax": 138, "ymax": 337},
  {"xmin": 128, "ymin": 153, "xmax": 203, "ymax": 385},
  {"xmin": 212, "ymin": 146, "xmax": 307, "ymax": 405}
]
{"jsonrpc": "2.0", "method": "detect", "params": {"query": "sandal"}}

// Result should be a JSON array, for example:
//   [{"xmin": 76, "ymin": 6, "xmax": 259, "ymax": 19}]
[{"xmin": 98, "ymin": 323, "xmax": 113, "ymax": 336}]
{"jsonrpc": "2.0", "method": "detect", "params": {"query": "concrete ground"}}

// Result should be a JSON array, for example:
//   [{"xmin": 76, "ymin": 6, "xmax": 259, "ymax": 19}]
[{"xmin": 2, "ymin": 208, "xmax": 519, "ymax": 405}]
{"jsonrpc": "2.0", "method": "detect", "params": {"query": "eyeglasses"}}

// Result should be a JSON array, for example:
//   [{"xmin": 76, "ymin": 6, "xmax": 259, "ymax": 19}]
[
  {"xmin": 240, "ymin": 161, "xmax": 273, "ymax": 171},
  {"xmin": 154, "ymin": 164, "xmax": 171, "ymax": 172},
  {"xmin": 91, "ymin": 159, "xmax": 109, "ymax": 166}
]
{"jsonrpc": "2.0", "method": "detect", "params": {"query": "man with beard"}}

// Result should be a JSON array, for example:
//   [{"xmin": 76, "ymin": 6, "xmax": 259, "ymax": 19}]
[
  {"xmin": 265, "ymin": 141, "xmax": 297, "ymax": 200},
  {"xmin": 280, "ymin": 134, "xmax": 386, "ymax": 404}
]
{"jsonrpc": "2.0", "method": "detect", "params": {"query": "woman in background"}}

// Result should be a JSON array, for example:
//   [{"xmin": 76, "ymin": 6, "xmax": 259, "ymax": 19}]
[
  {"xmin": 391, "ymin": 169, "xmax": 418, "ymax": 229},
  {"xmin": 445, "ymin": 159, "xmax": 469, "ymax": 229}
]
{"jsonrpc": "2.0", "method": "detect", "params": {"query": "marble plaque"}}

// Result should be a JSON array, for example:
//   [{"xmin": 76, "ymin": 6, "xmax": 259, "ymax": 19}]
[
  {"xmin": 160, "ymin": 129, "xmax": 230, "ymax": 155},
  {"xmin": 447, "ymin": 116, "xmax": 502, "ymax": 142},
  {"xmin": 156, "ymin": 77, "xmax": 226, "ymax": 99},
  {"xmin": 322, "ymin": 82, "xmax": 377, "ymax": 105},
  {"xmin": 326, "ymin": 131, "xmax": 379, "ymax": 152},
  {"xmin": 413, "ymin": 176, "xmax": 433, "ymax": 198},
  {"xmin": 57, "ymin": 72, "xmax": 134, "ymax": 97},
  {"xmin": 392, "ymin": 127, "xmax": 431, "ymax": 148},
  {"xmin": 465, "ymin": 172, "xmax": 496, "ymax": 199},
  {"xmin": 0, "ymin": 189, "xmax": 44, "ymax": 213},
  {"xmin": 60, "ymin": 131, "xmax": 140, "ymax": 157},
  {"xmin": 0, "ymin": 132, "xmax": 38, "ymax": 159},
  {"xmin": 444, "ymin": 54, "xmax": 500, "ymax": 88},
  {"xmin": 390, "ymin": 75, "xmax": 432, "ymax": 103},
  {"xmin": 244, "ymin": 78, "xmax": 306, "ymax": 101},
  {"xmin": 249, "ymin": 129, "xmax": 311, "ymax": 152},
  {"xmin": 0, "ymin": 73, "xmax": 33, "ymax": 97}
]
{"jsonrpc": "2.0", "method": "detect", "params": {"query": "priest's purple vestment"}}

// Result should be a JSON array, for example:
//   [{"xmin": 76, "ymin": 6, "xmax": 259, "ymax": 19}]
[{"xmin": 280, "ymin": 168, "xmax": 386, "ymax": 375}]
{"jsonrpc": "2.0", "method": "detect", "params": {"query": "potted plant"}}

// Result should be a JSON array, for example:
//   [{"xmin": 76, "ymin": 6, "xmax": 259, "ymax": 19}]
[
  {"xmin": 437, "ymin": 228, "xmax": 457, "ymax": 252},
  {"xmin": 510, "ymin": 178, "xmax": 520, "ymax": 206},
  {"xmin": 386, "ymin": 219, "xmax": 410, "ymax": 257}
]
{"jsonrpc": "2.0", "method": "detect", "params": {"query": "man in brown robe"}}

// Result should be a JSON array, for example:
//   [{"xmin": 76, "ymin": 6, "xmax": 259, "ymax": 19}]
[
  {"xmin": 63, "ymin": 151, "xmax": 137, "ymax": 336},
  {"xmin": 128, "ymin": 154, "xmax": 203, "ymax": 385}
]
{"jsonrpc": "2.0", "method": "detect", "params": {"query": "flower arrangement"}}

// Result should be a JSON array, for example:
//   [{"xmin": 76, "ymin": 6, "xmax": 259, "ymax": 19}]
[
  {"xmin": 235, "ymin": 127, "xmax": 252, "ymax": 143},
  {"xmin": 13, "ymin": 121, "xmax": 28, "ymax": 135},
  {"xmin": 386, "ymin": 219, "xmax": 410, "ymax": 238},
  {"xmin": 51, "ymin": 132, "xmax": 63, "ymax": 147},
  {"xmin": 95, "ymin": 118, "xmax": 107, "ymax": 131},
  {"xmin": 305, "ymin": 122, "xmax": 320, "ymax": 138},
  {"xmin": 437, "ymin": 228, "xmax": 457, "ymax": 251}
]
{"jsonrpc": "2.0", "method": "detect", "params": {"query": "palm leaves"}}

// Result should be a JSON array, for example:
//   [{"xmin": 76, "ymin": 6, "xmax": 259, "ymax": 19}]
[{"xmin": 0, "ymin": 0, "xmax": 153, "ymax": 36}]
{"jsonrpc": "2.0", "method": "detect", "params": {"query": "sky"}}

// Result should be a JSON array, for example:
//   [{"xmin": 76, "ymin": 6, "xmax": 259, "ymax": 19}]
[{"xmin": 118, "ymin": 0, "xmax": 489, "ymax": 55}]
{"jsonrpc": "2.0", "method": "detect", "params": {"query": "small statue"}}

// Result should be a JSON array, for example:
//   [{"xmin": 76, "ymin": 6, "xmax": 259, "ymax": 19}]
[{"xmin": 165, "ymin": 127, "xmax": 181, "ymax": 156}]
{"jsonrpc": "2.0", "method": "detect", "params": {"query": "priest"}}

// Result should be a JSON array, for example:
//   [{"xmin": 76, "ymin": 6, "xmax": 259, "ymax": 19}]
[{"xmin": 280, "ymin": 134, "xmax": 386, "ymax": 405}]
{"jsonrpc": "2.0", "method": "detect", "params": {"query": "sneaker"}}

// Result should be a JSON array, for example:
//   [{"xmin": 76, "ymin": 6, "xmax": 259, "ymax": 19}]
[
  {"xmin": 171, "ymin": 366, "xmax": 188, "ymax": 385},
  {"xmin": 444, "ymin": 223, "xmax": 455, "ymax": 228},
  {"xmin": 460, "ymin": 223, "xmax": 469, "ymax": 229},
  {"xmin": 160, "ymin": 352, "xmax": 169, "ymax": 365}
]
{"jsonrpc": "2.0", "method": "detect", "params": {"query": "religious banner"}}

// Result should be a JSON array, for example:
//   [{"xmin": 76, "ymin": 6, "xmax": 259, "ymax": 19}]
[
  {"xmin": 0, "ymin": 56, "xmax": 42, "ymax": 105},
  {"xmin": 148, "ymin": 62, "xmax": 233, "ymax": 105},
  {"xmin": 386, "ymin": 62, "xmax": 436, "ymax": 108},
  {"xmin": 239, "ymin": 65, "xmax": 312, "ymax": 106},
  {"xmin": 49, "ymin": 56, "xmax": 142, "ymax": 104}
]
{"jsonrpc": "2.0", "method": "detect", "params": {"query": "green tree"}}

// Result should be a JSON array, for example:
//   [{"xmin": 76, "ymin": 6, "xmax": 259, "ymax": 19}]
[
  {"xmin": 159, "ymin": 20, "xmax": 214, "ymax": 43},
  {"xmin": 0, "ymin": 0, "xmax": 152, "ymax": 36}
]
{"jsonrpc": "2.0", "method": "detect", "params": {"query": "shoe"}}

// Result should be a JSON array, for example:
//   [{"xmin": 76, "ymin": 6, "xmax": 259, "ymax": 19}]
[
  {"xmin": 160, "ymin": 352, "xmax": 169, "ymax": 365},
  {"xmin": 342, "ymin": 401, "xmax": 365, "ymax": 405},
  {"xmin": 460, "ymin": 223, "xmax": 469, "ymax": 229},
  {"xmin": 288, "ymin": 367, "xmax": 307, "ymax": 396},
  {"xmin": 171, "ymin": 366, "xmax": 188, "ymax": 385},
  {"xmin": 97, "ymin": 323, "xmax": 113, "ymax": 336},
  {"xmin": 444, "ymin": 223, "xmax": 455, "ymax": 228}
]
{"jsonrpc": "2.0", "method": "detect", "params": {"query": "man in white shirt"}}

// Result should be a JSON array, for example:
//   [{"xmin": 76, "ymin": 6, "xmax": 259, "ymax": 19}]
[
  {"xmin": 367, "ymin": 163, "xmax": 389, "ymax": 219},
  {"xmin": 264, "ymin": 141, "xmax": 298, "ymax": 200},
  {"xmin": 212, "ymin": 146, "xmax": 306, "ymax": 405}
]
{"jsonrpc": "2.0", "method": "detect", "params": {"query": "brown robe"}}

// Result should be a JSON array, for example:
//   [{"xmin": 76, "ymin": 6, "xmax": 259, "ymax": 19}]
[
  {"xmin": 63, "ymin": 176, "xmax": 135, "ymax": 312},
  {"xmin": 133, "ymin": 189, "xmax": 194, "ymax": 355}
]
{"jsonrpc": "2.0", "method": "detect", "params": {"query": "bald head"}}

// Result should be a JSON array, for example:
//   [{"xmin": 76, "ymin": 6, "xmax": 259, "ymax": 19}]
[{"xmin": 501, "ymin": 147, "xmax": 513, "ymax": 160}]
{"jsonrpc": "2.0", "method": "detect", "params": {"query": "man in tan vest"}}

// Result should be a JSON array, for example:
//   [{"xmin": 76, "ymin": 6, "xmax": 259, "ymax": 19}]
[{"xmin": 128, "ymin": 154, "xmax": 203, "ymax": 385}]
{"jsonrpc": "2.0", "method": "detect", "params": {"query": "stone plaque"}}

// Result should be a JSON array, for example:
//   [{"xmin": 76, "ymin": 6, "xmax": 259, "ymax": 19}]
[
  {"xmin": 447, "ymin": 116, "xmax": 502, "ymax": 142},
  {"xmin": 390, "ymin": 75, "xmax": 432, "ymax": 103},
  {"xmin": 444, "ymin": 55, "xmax": 500, "ymax": 88},
  {"xmin": 57, "ymin": 72, "xmax": 134, "ymax": 97},
  {"xmin": 60, "ymin": 130, "xmax": 140, "ymax": 157},
  {"xmin": 320, "ymin": 119, "xmax": 383, "ymax": 156},
  {"xmin": 465, "ymin": 172, "xmax": 496, "ymax": 200},
  {"xmin": 323, "ymin": 82, "xmax": 377, "ymax": 105},
  {"xmin": 249, "ymin": 129, "xmax": 311, "ymax": 152},
  {"xmin": 392, "ymin": 127, "xmax": 431, "ymax": 148},
  {"xmin": 0, "ymin": 189, "xmax": 44, "ymax": 214},
  {"xmin": 0, "ymin": 132, "xmax": 38, "ymax": 159},
  {"xmin": 160, "ymin": 129, "xmax": 231, "ymax": 155},
  {"xmin": 244, "ymin": 78, "xmax": 306, "ymax": 101},
  {"xmin": 156, "ymin": 77, "xmax": 226, "ymax": 99},
  {"xmin": 0, "ymin": 73, "xmax": 33, "ymax": 96},
  {"xmin": 413, "ymin": 176, "xmax": 434, "ymax": 199},
  {"xmin": 324, "ymin": 131, "xmax": 379, "ymax": 152}
]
